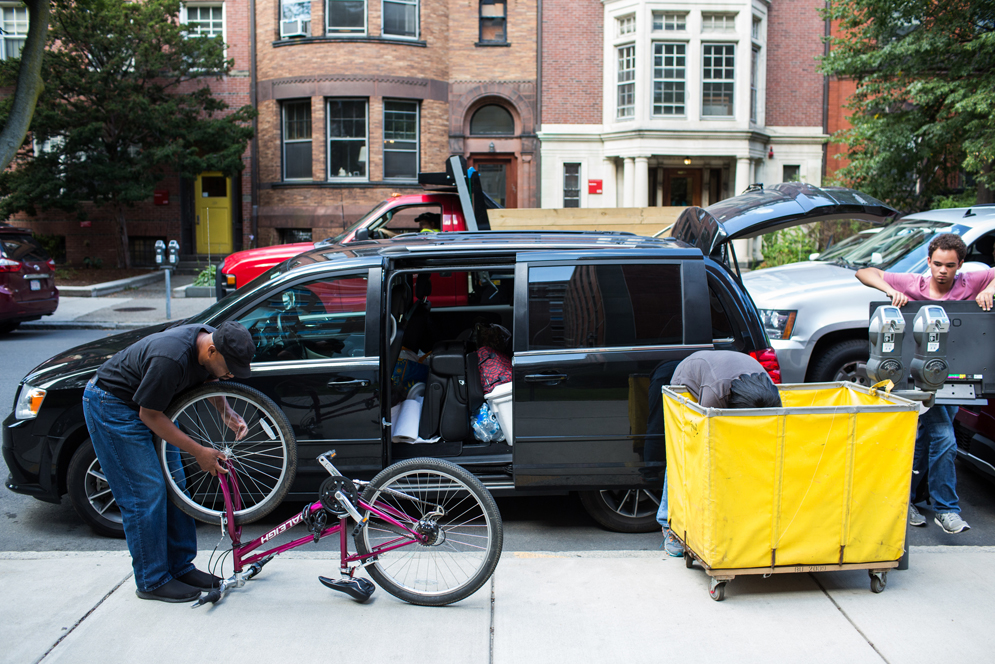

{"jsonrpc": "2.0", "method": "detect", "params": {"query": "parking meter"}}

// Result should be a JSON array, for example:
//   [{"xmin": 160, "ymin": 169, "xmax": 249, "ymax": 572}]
[
  {"xmin": 167, "ymin": 240, "xmax": 179, "ymax": 267},
  {"xmin": 867, "ymin": 305, "xmax": 906, "ymax": 385},
  {"xmin": 154, "ymin": 240, "xmax": 165, "ymax": 266},
  {"xmin": 911, "ymin": 305, "xmax": 950, "ymax": 392}
]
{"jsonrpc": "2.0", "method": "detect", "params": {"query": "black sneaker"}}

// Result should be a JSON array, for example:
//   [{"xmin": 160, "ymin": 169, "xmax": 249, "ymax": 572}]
[
  {"xmin": 176, "ymin": 569, "xmax": 223, "ymax": 591},
  {"xmin": 136, "ymin": 579, "xmax": 202, "ymax": 603}
]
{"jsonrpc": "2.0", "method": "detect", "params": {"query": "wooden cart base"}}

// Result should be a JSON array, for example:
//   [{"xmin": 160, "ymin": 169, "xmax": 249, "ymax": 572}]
[{"xmin": 675, "ymin": 535, "xmax": 899, "ymax": 601}]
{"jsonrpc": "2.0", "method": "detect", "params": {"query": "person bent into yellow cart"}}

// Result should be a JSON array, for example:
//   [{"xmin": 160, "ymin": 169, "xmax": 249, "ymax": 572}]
[{"xmin": 652, "ymin": 350, "xmax": 782, "ymax": 556}]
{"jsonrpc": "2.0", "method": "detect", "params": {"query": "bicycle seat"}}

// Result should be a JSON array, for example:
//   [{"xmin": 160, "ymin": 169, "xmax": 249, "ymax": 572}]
[{"xmin": 319, "ymin": 576, "xmax": 375, "ymax": 602}]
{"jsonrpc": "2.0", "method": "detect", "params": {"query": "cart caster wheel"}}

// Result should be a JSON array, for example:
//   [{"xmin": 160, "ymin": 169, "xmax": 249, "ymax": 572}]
[
  {"xmin": 869, "ymin": 571, "xmax": 887, "ymax": 594},
  {"xmin": 684, "ymin": 551, "xmax": 694, "ymax": 569},
  {"xmin": 708, "ymin": 579, "xmax": 726, "ymax": 601}
]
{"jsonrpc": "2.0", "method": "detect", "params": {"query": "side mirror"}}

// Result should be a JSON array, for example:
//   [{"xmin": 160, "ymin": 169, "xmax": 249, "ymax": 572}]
[{"xmin": 354, "ymin": 227, "xmax": 370, "ymax": 242}]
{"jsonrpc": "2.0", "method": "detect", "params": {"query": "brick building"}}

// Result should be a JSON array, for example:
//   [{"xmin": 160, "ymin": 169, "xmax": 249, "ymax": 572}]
[
  {"xmin": 2, "ymin": 1, "xmax": 254, "ymax": 268},
  {"xmin": 254, "ymin": 0, "xmax": 539, "ymax": 246},
  {"xmin": 538, "ymin": 0, "xmax": 830, "ymax": 248}
]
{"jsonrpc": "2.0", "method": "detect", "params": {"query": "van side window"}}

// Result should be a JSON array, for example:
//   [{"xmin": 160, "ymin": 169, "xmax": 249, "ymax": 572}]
[
  {"xmin": 706, "ymin": 273, "xmax": 746, "ymax": 351},
  {"xmin": 527, "ymin": 263, "xmax": 682, "ymax": 350},
  {"xmin": 238, "ymin": 273, "xmax": 369, "ymax": 362}
]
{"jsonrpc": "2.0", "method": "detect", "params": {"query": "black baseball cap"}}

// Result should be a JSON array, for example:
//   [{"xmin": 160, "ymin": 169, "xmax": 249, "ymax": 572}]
[{"xmin": 213, "ymin": 321, "xmax": 255, "ymax": 379}]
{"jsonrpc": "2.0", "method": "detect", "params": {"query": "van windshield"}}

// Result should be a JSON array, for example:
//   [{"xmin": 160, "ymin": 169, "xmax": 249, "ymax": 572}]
[
  {"xmin": 317, "ymin": 201, "xmax": 389, "ymax": 246},
  {"xmin": 831, "ymin": 220, "xmax": 965, "ymax": 272}
]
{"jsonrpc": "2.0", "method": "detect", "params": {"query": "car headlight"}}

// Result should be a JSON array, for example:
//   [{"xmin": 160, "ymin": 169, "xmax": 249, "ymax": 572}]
[
  {"xmin": 759, "ymin": 309, "xmax": 797, "ymax": 340},
  {"xmin": 15, "ymin": 384, "xmax": 47, "ymax": 419}
]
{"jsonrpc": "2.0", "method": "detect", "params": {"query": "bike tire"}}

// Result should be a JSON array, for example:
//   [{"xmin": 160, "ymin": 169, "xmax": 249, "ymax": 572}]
[
  {"xmin": 355, "ymin": 458, "xmax": 503, "ymax": 606},
  {"xmin": 158, "ymin": 383, "xmax": 297, "ymax": 525}
]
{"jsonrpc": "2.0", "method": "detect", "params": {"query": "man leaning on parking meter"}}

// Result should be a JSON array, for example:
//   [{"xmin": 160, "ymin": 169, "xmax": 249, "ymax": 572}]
[{"xmin": 856, "ymin": 232, "xmax": 995, "ymax": 534}]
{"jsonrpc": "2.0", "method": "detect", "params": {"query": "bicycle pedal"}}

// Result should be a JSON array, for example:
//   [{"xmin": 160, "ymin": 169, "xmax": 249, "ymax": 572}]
[{"xmin": 318, "ymin": 576, "xmax": 375, "ymax": 602}]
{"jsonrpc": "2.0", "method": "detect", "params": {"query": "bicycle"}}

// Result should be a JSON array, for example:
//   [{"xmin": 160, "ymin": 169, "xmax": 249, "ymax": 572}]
[{"xmin": 155, "ymin": 383, "xmax": 503, "ymax": 607}]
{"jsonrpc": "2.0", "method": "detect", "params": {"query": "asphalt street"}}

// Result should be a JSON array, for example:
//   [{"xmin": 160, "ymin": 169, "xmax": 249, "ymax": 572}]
[{"xmin": 3, "ymin": 328, "xmax": 995, "ymax": 554}]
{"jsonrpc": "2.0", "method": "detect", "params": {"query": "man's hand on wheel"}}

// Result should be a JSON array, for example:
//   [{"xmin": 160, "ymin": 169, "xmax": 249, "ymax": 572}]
[
  {"xmin": 195, "ymin": 446, "xmax": 228, "ymax": 476},
  {"xmin": 224, "ymin": 412, "xmax": 248, "ymax": 441}
]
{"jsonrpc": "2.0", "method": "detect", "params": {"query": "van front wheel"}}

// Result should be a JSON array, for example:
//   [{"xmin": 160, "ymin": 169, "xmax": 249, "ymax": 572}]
[
  {"xmin": 808, "ymin": 339, "xmax": 869, "ymax": 385},
  {"xmin": 579, "ymin": 489, "xmax": 662, "ymax": 533}
]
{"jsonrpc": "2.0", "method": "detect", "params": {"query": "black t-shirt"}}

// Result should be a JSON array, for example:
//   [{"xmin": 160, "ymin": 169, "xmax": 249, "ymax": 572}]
[{"xmin": 95, "ymin": 324, "xmax": 214, "ymax": 411}]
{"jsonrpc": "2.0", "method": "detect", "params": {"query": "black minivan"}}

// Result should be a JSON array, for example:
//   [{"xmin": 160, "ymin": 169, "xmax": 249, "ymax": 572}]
[{"xmin": 3, "ymin": 183, "xmax": 897, "ymax": 537}]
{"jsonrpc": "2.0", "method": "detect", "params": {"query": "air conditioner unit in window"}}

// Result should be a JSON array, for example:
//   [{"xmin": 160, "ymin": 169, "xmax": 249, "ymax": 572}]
[{"xmin": 281, "ymin": 19, "xmax": 311, "ymax": 38}]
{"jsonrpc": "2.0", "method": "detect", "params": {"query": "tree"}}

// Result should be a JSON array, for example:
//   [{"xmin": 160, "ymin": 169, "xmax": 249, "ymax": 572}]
[
  {"xmin": 821, "ymin": 0, "xmax": 995, "ymax": 212},
  {"xmin": 0, "ymin": 0, "xmax": 50, "ymax": 172},
  {"xmin": 0, "ymin": 0, "xmax": 256, "ymax": 267}
]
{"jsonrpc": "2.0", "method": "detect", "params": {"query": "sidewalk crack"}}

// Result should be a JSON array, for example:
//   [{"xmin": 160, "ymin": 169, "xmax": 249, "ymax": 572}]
[
  {"xmin": 36, "ymin": 572, "xmax": 133, "ymax": 663},
  {"xmin": 811, "ymin": 573, "xmax": 890, "ymax": 664}
]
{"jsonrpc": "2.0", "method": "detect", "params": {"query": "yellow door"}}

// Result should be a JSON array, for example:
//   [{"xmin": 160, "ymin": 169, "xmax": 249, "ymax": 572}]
[{"xmin": 195, "ymin": 172, "xmax": 233, "ymax": 255}]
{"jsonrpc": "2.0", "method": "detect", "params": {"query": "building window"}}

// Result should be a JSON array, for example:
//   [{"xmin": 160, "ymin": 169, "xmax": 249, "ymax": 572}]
[
  {"xmin": 750, "ymin": 47, "xmax": 760, "ymax": 122},
  {"xmin": 617, "ymin": 45, "xmax": 635, "ymax": 120},
  {"xmin": 653, "ymin": 43, "xmax": 686, "ymax": 116},
  {"xmin": 279, "ymin": 228, "xmax": 313, "ymax": 243},
  {"xmin": 327, "ymin": 100, "xmax": 367, "ymax": 179},
  {"xmin": 282, "ymin": 101, "xmax": 312, "ymax": 181},
  {"xmin": 479, "ymin": 0, "xmax": 506, "ymax": 43},
  {"xmin": 752, "ymin": 17, "xmax": 762, "ymax": 40},
  {"xmin": 327, "ymin": 0, "xmax": 366, "ymax": 34},
  {"xmin": 702, "ymin": 13, "xmax": 736, "ymax": 32},
  {"xmin": 617, "ymin": 14, "xmax": 635, "ymax": 36},
  {"xmin": 1, "ymin": 5, "xmax": 28, "ymax": 60},
  {"xmin": 281, "ymin": 0, "xmax": 311, "ymax": 37},
  {"xmin": 702, "ymin": 44, "xmax": 735, "ymax": 117},
  {"xmin": 563, "ymin": 164, "xmax": 581, "ymax": 208},
  {"xmin": 783, "ymin": 165, "xmax": 800, "ymax": 182},
  {"xmin": 383, "ymin": 100, "xmax": 418, "ymax": 180},
  {"xmin": 470, "ymin": 105, "xmax": 514, "ymax": 135},
  {"xmin": 383, "ymin": 0, "xmax": 417, "ymax": 38},
  {"xmin": 182, "ymin": 4, "xmax": 224, "ymax": 37},
  {"xmin": 652, "ymin": 12, "xmax": 685, "ymax": 32}
]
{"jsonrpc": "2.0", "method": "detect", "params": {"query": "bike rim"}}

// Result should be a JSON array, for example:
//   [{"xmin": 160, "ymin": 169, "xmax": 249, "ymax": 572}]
[
  {"xmin": 85, "ymin": 458, "xmax": 122, "ymax": 525},
  {"xmin": 363, "ymin": 469, "xmax": 494, "ymax": 597},
  {"xmin": 165, "ymin": 391, "xmax": 289, "ymax": 519}
]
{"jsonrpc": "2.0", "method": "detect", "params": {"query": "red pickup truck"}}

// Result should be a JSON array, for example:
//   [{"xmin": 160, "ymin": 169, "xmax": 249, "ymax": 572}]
[{"xmin": 217, "ymin": 158, "xmax": 494, "ymax": 299}]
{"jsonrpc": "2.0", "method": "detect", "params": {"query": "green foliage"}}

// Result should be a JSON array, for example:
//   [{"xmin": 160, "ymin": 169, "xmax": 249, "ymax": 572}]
[
  {"xmin": 931, "ymin": 191, "xmax": 978, "ymax": 209},
  {"xmin": 759, "ymin": 219, "xmax": 874, "ymax": 268},
  {"xmin": 820, "ymin": 0, "xmax": 995, "ymax": 212},
  {"xmin": 83, "ymin": 256, "xmax": 103, "ymax": 269},
  {"xmin": 0, "ymin": 0, "xmax": 256, "ymax": 241},
  {"xmin": 32, "ymin": 232, "xmax": 66, "ymax": 263},
  {"xmin": 192, "ymin": 264, "xmax": 216, "ymax": 287}
]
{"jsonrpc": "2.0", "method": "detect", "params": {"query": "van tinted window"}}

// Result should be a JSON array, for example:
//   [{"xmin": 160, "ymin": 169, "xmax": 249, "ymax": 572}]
[
  {"xmin": 527, "ymin": 263, "xmax": 682, "ymax": 350},
  {"xmin": 0, "ymin": 234, "xmax": 49, "ymax": 262}
]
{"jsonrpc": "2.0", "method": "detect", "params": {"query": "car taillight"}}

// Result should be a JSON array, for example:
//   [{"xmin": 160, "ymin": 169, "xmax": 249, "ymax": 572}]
[
  {"xmin": 47, "ymin": 258, "xmax": 55, "ymax": 272},
  {"xmin": 750, "ymin": 347, "xmax": 781, "ymax": 384},
  {"xmin": 0, "ymin": 257, "xmax": 21, "ymax": 272}
]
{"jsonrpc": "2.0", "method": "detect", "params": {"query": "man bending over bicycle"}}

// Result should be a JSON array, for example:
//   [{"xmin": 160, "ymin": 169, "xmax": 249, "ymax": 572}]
[{"xmin": 82, "ymin": 321, "xmax": 255, "ymax": 603}]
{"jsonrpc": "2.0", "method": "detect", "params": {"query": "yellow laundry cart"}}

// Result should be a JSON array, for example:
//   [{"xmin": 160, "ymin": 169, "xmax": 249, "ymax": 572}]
[{"xmin": 662, "ymin": 381, "xmax": 919, "ymax": 601}]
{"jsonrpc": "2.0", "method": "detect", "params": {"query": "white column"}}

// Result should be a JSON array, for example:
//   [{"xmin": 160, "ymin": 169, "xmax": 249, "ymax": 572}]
[
  {"xmin": 602, "ymin": 158, "xmax": 617, "ymax": 208},
  {"xmin": 735, "ymin": 157, "xmax": 752, "ymax": 196},
  {"xmin": 656, "ymin": 167, "xmax": 664, "ymax": 206},
  {"xmin": 623, "ymin": 157, "xmax": 635, "ymax": 207},
  {"xmin": 634, "ymin": 157, "xmax": 649, "ymax": 208}
]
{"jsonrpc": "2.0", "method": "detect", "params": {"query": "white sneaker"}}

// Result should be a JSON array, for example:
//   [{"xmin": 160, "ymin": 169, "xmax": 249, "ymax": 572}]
[
  {"xmin": 909, "ymin": 504, "xmax": 927, "ymax": 527},
  {"xmin": 935, "ymin": 512, "xmax": 970, "ymax": 534}
]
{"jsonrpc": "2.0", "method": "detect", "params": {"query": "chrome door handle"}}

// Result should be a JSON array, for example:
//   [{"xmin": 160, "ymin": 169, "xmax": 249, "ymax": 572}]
[{"xmin": 524, "ymin": 373, "xmax": 567, "ymax": 384}]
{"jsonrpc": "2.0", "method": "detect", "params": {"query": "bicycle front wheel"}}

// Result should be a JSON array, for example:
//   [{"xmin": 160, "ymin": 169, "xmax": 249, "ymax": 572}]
[
  {"xmin": 159, "ymin": 383, "xmax": 296, "ymax": 525},
  {"xmin": 356, "ymin": 458, "xmax": 503, "ymax": 606}
]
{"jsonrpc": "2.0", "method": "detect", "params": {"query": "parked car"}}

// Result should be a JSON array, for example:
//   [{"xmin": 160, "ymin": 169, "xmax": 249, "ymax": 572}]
[
  {"xmin": 4, "ymin": 183, "xmax": 892, "ymax": 537},
  {"xmin": 0, "ymin": 224, "xmax": 58, "ymax": 334}
]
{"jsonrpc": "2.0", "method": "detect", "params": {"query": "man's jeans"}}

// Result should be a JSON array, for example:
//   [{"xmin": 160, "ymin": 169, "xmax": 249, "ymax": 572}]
[
  {"xmin": 82, "ymin": 381, "xmax": 197, "ymax": 592},
  {"xmin": 656, "ymin": 471, "xmax": 669, "ymax": 528},
  {"xmin": 912, "ymin": 404, "xmax": 961, "ymax": 515}
]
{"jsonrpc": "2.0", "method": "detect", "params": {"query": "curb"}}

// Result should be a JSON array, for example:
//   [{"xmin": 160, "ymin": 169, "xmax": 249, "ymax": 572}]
[
  {"xmin": 58, "ymin": 271, "xmax": 164, "ymax": 298},
  {"xmin": 20, "ymin": 320, "xmax": 162, "ymax": 331}
]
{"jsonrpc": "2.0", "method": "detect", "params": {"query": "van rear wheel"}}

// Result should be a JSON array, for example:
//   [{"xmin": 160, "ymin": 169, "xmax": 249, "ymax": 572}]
[{"xmin": 579, "ymin": 489, "xmax": 662, "ymax": 533}]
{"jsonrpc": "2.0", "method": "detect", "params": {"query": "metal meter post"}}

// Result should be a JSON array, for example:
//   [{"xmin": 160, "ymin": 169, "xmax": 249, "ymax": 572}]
[
  {"xmin": 911, "ymin": 305, "xmax": 951, "ymax": 392},
  {"xmin": 867, "ymin": 306, "xmax": 906, "ymax": 385}
]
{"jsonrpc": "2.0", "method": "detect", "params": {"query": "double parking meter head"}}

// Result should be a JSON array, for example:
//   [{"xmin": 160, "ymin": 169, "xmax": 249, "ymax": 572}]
[
  {"xmin": 911, "ymin": 305, "xmax": 950, "ymax": 391},
  {"xmin": 167, "ymin": 240, "xmax": 179, "ymax": 266},
  {"xmin": 867, "ymin": 305, "xmax": 905, "ymax": 384},
  {"xmin": 154, "ymin": 240, "xmax": 180, "ymax": 267},
  {"xmin": 154, "ymin": 240, "xmax": 165, "ymax": 266}
]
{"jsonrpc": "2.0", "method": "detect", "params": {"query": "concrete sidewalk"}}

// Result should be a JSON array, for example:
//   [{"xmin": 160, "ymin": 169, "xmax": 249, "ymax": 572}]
[{"xmin": 3, "ymin": 547, "xmax": 993, "ymax": 664}]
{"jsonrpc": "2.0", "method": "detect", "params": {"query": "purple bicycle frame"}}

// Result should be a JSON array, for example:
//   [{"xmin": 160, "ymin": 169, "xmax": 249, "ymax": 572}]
[{"xmin": 215, "ymin": 462, "xmax": 427, "ymax": 576}]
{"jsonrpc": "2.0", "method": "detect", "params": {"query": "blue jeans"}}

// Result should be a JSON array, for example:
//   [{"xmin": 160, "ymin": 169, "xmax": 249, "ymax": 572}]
[
  {"xmin": 911, "ymin": 404, "xmax": 960, "ymax": 515},
  {"xmin": 82, "ymin": 381, "xmax": 198, "ymax": 592},
  {"xmin": 656, "ymin": 471, "xmax": 669, "ymax": 528}
]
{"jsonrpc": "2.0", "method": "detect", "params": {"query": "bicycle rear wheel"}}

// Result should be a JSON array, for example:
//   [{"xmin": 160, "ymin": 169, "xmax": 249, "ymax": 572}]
[
  {"xmin": 355, "ymin": 458, "xmax": 502, "ymax": 606},
  {"xmin": 158, "ymin": 383, "xmax": 296, "ymax": 525}
]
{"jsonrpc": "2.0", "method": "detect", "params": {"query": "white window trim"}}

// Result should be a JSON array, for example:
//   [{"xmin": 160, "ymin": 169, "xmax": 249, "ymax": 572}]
[
  {"xmin": 652, "ymin": 11, "xmax": 687, "ymax": 33},
  {"xmin": 382, "ymin": 0, "xmax": 419, "ymax": 41},
  {"xmin": 563, "ymin": 162, "xmax": 582, "ymax": 208},
  {"xmin": 180, "ymin": 2, "xmax": 226, "ymax": 60},
  {"xmin": 326, "ymin": 0, "xmax": 367, "ymax": 37},
  {"xmin": 382, "ymin": 99, "xmax": 419, "ymax": 181},
  {"xmin": 282, "ymin": 101, "xmax": 313, "ymax": 182},
  {"xmin": 616, "ymin": 43, "xmax": 636, "ymax": 121},
  {"xmin": 700, "ymin": 42, "xmax": 736, "ymax": 119},
  {"xmin": 327, "ymin": 98, "xmax": 369, "ymax": 182},
  {"xmin": 701, "ymin": 12, "xmax": 738, "ymax": 33},
  {"xmin": 652, "ymin": 42, "xmax": 687, "ymax": 118},
  {"xmin": 0, "ymin": 3, "xmax": 29, "ymax": 61},
  {"xmin": 616, "ymin": 13, "xmax": 635, "ymax": 37}
]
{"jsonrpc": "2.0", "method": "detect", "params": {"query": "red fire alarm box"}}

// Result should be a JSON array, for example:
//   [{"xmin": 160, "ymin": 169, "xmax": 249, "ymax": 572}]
[
  {"xmin": 79, "ymin": 220, "xmax": 92, "ymax": 228},
  {"xmin": 588, "ymin": 179, "xmax": 603, "ymax": 194},
  {"xmin": 154, "ymin": 190, "xmax": 169, "ymax": 205}
]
